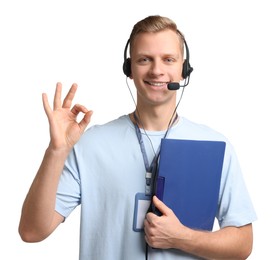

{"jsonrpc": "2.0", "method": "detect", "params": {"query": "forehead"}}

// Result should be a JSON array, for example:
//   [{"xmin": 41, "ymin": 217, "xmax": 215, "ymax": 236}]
[{"xmin": 130, "ymin": 30, "xmax": 183, "ymax": 58}]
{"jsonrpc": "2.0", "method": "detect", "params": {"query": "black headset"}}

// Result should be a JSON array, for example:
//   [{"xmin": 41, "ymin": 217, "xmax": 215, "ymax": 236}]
[{"xmin": 122, "ymin": 33, "xmax": 193, "ymax": 82}]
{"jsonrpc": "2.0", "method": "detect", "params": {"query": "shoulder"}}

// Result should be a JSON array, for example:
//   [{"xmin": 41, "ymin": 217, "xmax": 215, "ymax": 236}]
[
  {"xmin": 76, "ymin": 115, "xmax": 135, "ymax": 146},
  {"xmin": 86, "ymin": 115, "xmax": 132, "ymax": 135},
  {"xmin": 176, "ymin": 117, "xmax": 229, "ymax": 142},
  {"xmin": 174, "ymin": 117, "xmax": 240, "ymax": 161}
]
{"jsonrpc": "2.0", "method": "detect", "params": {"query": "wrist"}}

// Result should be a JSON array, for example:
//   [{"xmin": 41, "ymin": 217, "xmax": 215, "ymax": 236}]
[{"xmin": 45, "ymin": 144, "xmax": 72, "ymax": 159}]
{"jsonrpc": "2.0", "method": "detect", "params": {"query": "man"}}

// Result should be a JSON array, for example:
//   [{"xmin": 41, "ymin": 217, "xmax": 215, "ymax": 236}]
[{"xmin": 19, "ymin": 15, "xmax": 257, "ymax": 259}]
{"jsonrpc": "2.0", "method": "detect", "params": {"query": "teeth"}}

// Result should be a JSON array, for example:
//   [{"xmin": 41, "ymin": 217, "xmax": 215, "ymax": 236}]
[{"xmin": 150, "ymin": 82, "xmax": 164, "ymax": 86}]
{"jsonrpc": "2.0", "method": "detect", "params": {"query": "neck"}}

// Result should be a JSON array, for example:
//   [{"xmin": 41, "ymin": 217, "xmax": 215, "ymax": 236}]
[{"xmin": 130, "ymin": 105, "xmax": 178, "ymax": 131}]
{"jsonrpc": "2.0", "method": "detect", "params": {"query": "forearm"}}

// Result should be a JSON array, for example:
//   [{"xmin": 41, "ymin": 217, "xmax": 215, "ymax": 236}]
[
  {"xmin": 19, "ymin": 147, "xmax": 69, "ymax": 241},
  {"xmin": 174, "ymin": 224, "xmax": 253, "ymax": 260}
]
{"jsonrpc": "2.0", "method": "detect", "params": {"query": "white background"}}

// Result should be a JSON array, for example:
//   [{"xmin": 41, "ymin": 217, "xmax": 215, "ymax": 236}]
[{"xmin": 1, "ymin": 0, "xmax": 277, "ymax": 259}]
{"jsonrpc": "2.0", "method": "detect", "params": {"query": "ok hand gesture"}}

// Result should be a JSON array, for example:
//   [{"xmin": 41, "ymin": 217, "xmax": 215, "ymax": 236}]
[{"xmin": 42, "ymin": 82, "xmax": 93, "ymax": 152}]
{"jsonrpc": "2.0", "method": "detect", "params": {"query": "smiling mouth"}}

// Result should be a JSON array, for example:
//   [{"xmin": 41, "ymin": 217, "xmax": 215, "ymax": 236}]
[{"xmin": 145, "ymin": 81, "xmax": 167, "ymax": 87}]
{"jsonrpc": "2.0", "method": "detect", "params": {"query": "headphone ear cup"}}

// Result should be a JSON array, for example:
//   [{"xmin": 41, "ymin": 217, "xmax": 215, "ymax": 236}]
[
  {"xmin": 123, "ymin": 58, "xmax": 131, "ymax": 77},
  {"xmin": 182, "ymin": 60, "xmax": 193, "ymax": 79}
]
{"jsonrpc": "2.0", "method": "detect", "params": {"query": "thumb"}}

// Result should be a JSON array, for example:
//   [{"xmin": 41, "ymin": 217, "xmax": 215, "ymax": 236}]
[
  {"xmin": 79, "ymin": 110, "xmax": 93, "ymax": 132},
  {"xmin": 152, "ymin": 195, "xmax": 172, "ymax": 216}
]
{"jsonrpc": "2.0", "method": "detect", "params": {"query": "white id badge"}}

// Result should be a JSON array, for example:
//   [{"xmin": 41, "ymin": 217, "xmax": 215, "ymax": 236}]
[{"xmin": 133, "ymin": 193, "xmax": 151, "ymax": 232}]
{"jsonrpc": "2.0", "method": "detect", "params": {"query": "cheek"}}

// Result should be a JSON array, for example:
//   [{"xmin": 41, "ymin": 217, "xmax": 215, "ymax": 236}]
[
  {"xmin": 179, "ymin": 66, "xmax": 185, "ymax": 80},
  {"xmin": 170, "ymin": 64, "xmax": 184, "ymax": 81}
]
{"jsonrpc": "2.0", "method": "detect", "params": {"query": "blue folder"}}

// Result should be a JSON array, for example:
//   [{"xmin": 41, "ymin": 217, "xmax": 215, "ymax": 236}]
[{"xmin": 155, "ymin": 139, "xmax": 226, "ymax": 231}]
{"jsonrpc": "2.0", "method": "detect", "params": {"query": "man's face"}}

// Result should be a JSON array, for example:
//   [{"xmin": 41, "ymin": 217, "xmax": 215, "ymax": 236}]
[{"xmin": 130, "ymin": 30, "xmax": 184, "ymax": 107}]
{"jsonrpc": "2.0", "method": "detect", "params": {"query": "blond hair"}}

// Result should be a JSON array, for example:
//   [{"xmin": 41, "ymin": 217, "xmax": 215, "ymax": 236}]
[{"xmin": 128, "ymin": 15, "xmax": 185, "ymax": 56}]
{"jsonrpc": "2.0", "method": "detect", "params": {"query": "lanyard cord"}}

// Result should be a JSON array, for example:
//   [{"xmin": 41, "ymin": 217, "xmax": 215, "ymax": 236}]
[{"xmin": 133, "ymin": 111, "xmax": 178, "ymax": 173}]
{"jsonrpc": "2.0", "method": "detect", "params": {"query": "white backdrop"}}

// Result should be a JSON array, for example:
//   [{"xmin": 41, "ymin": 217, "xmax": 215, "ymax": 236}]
[{"xmin": 1, "ymin": 0, "xmax": 277, "ymax": 259}]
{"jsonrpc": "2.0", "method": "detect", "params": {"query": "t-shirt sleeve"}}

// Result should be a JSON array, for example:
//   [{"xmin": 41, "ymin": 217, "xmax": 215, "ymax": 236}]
[
  {"xmin": 217, "ymin": 142, "xmax": 257, "ymax": 228},
  {"xmin": 55, "ymin": 148, "xmax": 81, "ymax": 219}
]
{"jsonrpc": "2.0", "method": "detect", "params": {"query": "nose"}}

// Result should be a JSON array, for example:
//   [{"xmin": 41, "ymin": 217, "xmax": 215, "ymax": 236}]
[{"xmin": 149, "ymin": 60, "xmax": 164, "ymax": 76}]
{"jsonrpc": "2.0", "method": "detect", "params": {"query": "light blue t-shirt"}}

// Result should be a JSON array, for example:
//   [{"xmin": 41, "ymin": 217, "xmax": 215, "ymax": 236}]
[{"xmin": 55, "ymin": 115, "xmax": 257, "ymax": 260}]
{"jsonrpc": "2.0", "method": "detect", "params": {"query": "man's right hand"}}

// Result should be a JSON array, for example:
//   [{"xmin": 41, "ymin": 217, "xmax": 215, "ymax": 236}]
[{"xmin": 42, "ymin": 82, "xmax": 93, "ymax": 151}]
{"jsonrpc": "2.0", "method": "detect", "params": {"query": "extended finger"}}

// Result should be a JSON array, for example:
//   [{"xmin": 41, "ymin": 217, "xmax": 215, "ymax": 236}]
[
  {"xmin": 53, "ymin": 82, "xmax": 62, "ymax": 110},
  {"xmin": 62, "ymin": 83, "xmax": 78, "ymax": 109},
  {"xmin": 42, "ymin": 93, "xmax": 52, "ymax": 118}
]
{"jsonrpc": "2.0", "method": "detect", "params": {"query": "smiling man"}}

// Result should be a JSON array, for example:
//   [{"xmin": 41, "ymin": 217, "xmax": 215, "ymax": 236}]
[{"xmin": 19, "ymin": 15, "xmax": 257, "ymax": 260}]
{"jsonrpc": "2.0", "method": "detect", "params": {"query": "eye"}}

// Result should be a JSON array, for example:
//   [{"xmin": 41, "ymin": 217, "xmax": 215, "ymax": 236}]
[
  {"xmin": 138, "ymin": 57, "xmax": 151, "ymax": 64},
  {"xmin": 164, "ymin": 57, "xmax": 175, "ymax": 63}
]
